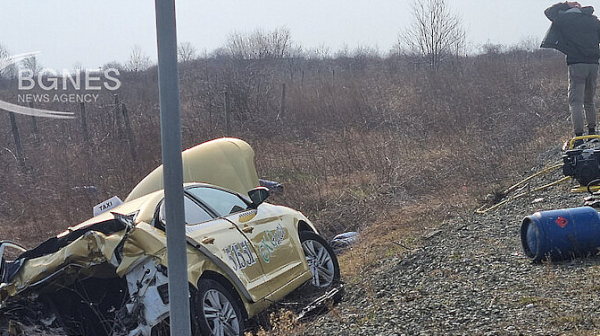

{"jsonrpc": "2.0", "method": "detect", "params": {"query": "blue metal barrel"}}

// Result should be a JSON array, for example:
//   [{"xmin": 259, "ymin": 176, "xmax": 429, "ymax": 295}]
[{"xmin": 521, "ymin": 206, "xmax": 600, "ymax": 262}]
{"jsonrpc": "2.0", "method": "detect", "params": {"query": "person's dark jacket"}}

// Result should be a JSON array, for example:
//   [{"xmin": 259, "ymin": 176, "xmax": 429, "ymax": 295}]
[{"xmin": 541, "ymin": 2, "xmax": 600, "ymax": 64}]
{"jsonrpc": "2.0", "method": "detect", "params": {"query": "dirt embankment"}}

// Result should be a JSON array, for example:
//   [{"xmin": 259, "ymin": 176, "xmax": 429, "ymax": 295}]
[{"xmin": 303, "ymin": 151, "xmax": 600, "ymax": 336}]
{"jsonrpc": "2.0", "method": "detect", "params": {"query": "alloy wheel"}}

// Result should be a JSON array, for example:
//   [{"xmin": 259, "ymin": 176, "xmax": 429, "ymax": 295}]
[
  {"xmin": 302, "ymin": 239, "xmax": 335, "ymax": 287},
  {"xmin": 201, "ymin": 289, "xmax": 240, "ymax": 336}
]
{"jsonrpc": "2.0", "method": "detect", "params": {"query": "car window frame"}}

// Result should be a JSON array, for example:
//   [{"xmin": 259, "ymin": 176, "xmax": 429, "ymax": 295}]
[
  {"xmin": 184, "ymin": 185, "xmax": 252, "ymax": 218},
  {"xmin": 153, "ymin": 194, "xmax": 219, "ymax": 230}
]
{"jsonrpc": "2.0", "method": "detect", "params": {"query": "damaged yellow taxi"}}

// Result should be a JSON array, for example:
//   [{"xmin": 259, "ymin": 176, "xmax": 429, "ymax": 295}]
[{"xmin": 0, "ymin": 138, "xmax": 340, "ymax": 336}]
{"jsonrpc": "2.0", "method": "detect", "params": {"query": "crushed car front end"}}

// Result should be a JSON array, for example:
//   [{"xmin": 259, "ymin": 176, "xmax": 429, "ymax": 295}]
[{"xmin": 0, "ymin": 138, "xmax": 341, "ymax": 336}]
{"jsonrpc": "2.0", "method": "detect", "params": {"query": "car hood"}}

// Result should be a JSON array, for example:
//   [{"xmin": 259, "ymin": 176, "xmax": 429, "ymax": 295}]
[{"xmin": 126, "ymin": 137, "xmax": 260, "ymax": 202}]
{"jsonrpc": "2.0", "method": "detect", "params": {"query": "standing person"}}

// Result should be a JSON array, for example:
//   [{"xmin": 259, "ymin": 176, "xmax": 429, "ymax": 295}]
[{"xmin": 542, "ymin": 2, "xmax": 600, "ymax": 142}]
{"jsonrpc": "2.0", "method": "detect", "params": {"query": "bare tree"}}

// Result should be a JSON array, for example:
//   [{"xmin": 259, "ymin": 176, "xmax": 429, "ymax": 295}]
[
  {"xmin": 102, "ymin": 61, "xmax": 125, "ymax": 71},
  {"xmin": 72, "ymin": 62, "xmax": 85, "ymax": 74},
  {"xmin": 353, "ymin": 45, "xmax": 382, "ymax": 59},
  {"xmin": 400, "ymin": 0, "xmax": 466, "ymax": 70},
  {"xmin": 225, "ymin": 27, "xmax": 293, "ymax": 60},
  {"xmin": 0, "ymin": 44, "xmax": 9, "ymax": 60},
  {"xmin": 0, "ymin": 45, "xmax": 10, "ymax": 77},
  {"xmin": 513, "ymin": 36, "xmax": 540, "ymax": 53},
  {"xmin": 305, "ymin": 44, "xmax": 331, "ymax": 60},
  {"xmin": 21, "ymin": 55, "xmax": 41, "ymax": 76},
  {"xmin": 0, "ymin": 44, "xmax": 17, "ymax": 79},
  {"xmin": 125, "ymin": 45, "xmax": 152, "ymax": 72},
  {"xmin": 334, "ymin": 44, "xmax": 351, "ymax": 59},
  {"xmin": 480, "ymin": 42, "xmax": 505, "ymax": 56},
  {"xmin": 178, "ymin": 42, "xmax": 197, "ymax": 63}
]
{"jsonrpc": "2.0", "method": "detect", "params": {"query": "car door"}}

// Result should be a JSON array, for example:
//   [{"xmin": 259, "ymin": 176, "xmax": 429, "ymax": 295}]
[
  {"xmin": 186, "ymin": 186, "xmax": 305, "ymax": 292},
  {"xmin": 159, "ymin": 195, "xmax": 271, "ymax": 301}
]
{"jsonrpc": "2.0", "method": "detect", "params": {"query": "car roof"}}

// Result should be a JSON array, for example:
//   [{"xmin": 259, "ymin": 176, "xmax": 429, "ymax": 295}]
[{"xmin": 74, "ymin": 182, "xmax": 251, "ymax": 232}]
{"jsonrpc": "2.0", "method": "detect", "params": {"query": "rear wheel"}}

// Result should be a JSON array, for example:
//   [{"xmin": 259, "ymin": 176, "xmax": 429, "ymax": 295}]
[
  {"xmin": 194, "ymin": 279, "xmax": 246, "ymax": 336},
  {"xmin": 300, "ymin": 231, "xmax": 340, "ymax": 288}
]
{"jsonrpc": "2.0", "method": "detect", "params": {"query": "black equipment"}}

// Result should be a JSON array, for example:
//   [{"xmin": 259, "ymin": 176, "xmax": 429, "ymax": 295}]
[{"xmin": 562, "ymin": 148, "xmax": 600, "ymax": 186}]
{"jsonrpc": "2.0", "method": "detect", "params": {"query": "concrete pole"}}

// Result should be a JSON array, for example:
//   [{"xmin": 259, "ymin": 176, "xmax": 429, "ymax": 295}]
[{"xmin": 154, "ymin": 1, "xmax": 191, "ymax": 336}]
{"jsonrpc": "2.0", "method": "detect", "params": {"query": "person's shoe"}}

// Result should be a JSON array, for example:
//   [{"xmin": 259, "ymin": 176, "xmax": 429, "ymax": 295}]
[{"xmin": 589, "ymin": 128, "xmax": 596, "ymax": 135}]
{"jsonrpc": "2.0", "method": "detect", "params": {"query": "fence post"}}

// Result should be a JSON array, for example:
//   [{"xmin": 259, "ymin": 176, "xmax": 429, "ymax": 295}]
[
  {"xmin": 120, "ymin": 102, "xmax": 138, "ymax": 162},
  {"xmin": 208, "ymin": 92, "xmax": 213, "ymax": 135},
  {"xmin": 114, "ymin": 94, "xmax": 124, "ymax": 138},
  {"xmin": 278, "ymin": 83, "xmax": 286, "ymax": 121},
  {"xmin": 9, "ymin": 112, "xmax": 25, "ymax": 169},
  {"xmin": 28, "ymin": 102, "xmax": 39, "ymax": 137},
  {"xmin": 80, "ymin": 102, "xmax": 89, "ymax": 144},
  {"xmin": 224, "ymin": 90, "xmax": 231, "ymax": 136},
  {"xmin": 77, "ymin": 102, "xmax": 95, "ymax": 176}
]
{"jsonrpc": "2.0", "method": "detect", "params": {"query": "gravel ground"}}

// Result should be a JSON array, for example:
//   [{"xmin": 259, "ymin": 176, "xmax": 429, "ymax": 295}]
[{"xmin": 303, "ymin": 154, "xmax": 600, "ymax": 335}]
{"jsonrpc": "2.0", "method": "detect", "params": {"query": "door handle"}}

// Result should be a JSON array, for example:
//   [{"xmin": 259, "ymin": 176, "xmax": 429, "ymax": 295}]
[
  {"xmin": 242, "ymin": 226, "xmax": 254, "ymax": 233},
  {"xmin": 202, "ymin": 237, "xmax": 215, "ymax": 244}
]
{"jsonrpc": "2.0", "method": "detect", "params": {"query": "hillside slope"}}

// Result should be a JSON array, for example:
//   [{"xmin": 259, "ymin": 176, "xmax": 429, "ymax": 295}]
[{"xmin": 302, "ymin": 149, "xmax": 600, "ymax": 335}]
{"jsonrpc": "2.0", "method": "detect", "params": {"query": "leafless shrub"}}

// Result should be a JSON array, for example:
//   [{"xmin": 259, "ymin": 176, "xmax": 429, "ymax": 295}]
[
  {"xmin": 226, "ymin": 27, "xmax": 293, "ymax": 60},
  {"xmin": 304, "ymin": 44, "xmax": 332, "ymax": 60},
  {"xmin": 101, "ymin": 61, "xmax": 125, "ymax": 71}
]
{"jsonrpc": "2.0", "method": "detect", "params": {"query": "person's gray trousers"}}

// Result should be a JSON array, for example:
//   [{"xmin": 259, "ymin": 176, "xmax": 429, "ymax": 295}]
[{"xmin": 568, "ymin": 63, "xmax": 599, "ymax": 134}]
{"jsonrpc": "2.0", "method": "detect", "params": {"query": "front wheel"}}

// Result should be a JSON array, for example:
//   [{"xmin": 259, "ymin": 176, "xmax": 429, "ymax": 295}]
[
  {"xmin": 193, "ymin": 279, "xmax": 246, "ymax": 336},
  {"xmin": 300, "ymin": 231, "xmax": 340, "ymax": 288}
]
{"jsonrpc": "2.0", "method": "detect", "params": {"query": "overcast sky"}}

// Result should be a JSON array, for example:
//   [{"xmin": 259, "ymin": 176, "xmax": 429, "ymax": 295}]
[{"xmin": 1, "ymin": 0, "xmax": 558, "ymax": 70}]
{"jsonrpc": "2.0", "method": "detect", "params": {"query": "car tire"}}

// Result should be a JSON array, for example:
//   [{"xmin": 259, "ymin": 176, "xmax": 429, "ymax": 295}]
[
  {"xmin": 193, "ymin": 279, "xmax": 246, "ymax": 336},
  {"xmin": 300, "ymin": 231, "xmax": 341, "ymax": 288}
]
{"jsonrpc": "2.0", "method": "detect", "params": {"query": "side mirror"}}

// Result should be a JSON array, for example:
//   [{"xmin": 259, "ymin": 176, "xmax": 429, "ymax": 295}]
[{"xmin": 248, "ymin": 187, "xmax": 270, "ymax": 208}]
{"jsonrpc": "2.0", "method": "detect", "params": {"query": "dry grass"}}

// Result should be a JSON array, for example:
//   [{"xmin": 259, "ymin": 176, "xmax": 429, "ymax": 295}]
[
  {"xmin": 246, "ymin": 309, "xmax": 305, "ymax": 336},
  {"xmin": 0, "ymin": 48, "xmax": 579, "ymax": 333}
]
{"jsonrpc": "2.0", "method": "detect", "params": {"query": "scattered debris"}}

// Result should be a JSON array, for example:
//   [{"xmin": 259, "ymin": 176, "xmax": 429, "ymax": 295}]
[
  {"xmin": 259, "ymin": 178, "xmax": 284, "ymax": 194},
  {"xmin": 330, "ymin": 232, "xmax": 358, "ymax": 250},
  {"xmin": 393, "ymin": 241, "xmax": 413, "ymax": 250},
  {"xmin": 297, "ymin": 284, "xmax": 345, "ymax": 321},
  {"xmin": 71, "ymin": 185, "xmax": 99, "ymax": 194},
  {"xmin": 532, "ymin": 197, "xmax": 544, "ymax": 204},
  {"xmin": 422, "ymin": 230, "xmax": 443, "ymax": 240}
]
